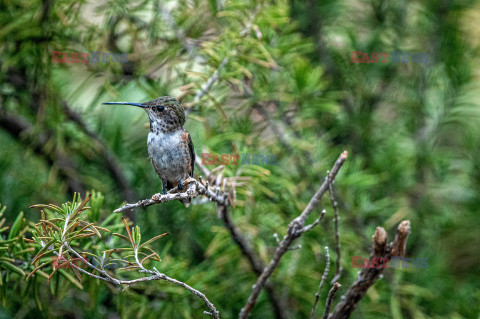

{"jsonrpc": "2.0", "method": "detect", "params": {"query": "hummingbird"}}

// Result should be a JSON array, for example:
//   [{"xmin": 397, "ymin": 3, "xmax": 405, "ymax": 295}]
[{"xmin": 103, "ymin": 96, "xmax": 195, "ymax": 205}]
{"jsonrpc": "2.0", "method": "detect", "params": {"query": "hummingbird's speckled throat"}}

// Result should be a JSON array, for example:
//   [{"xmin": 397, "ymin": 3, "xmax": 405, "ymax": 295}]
[{"xmin": 103, "ymin": 96, "xmax": 195, "ymax": 205}]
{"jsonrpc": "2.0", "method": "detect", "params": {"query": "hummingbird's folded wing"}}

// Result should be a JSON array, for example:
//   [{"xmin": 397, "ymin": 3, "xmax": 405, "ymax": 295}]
[{"xmin": 185, "ymin": 130, "xmax": 195, "ymax": 177}]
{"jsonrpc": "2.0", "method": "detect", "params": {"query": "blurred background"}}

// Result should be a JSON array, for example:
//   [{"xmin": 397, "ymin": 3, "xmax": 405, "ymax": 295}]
[{"xmin": 1, "ymin": 0, "xmax": 480, "ymax": 318}]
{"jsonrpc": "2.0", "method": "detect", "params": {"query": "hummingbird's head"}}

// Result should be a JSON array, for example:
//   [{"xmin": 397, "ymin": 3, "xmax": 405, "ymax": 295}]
[{"xmin": 103, "ymin": 96, "xmax": 186, "ymax": 133}]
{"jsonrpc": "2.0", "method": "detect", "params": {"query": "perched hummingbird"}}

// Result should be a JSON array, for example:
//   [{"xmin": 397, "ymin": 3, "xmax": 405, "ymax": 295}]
[{"xmin": 103, "ymin": 96, "xmax": 195, "ymax": 205}]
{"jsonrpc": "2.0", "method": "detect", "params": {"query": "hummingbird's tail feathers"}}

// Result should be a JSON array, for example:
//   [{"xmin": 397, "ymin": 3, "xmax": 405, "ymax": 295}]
[
  {"xmin": 166, "ymin": 180, "xmax": 177, "ymax": 190},
  {"xmin": 164, "ymin": 179, "xmax": 193, "ymax": 207},
  {"xmin": 180, "ymin": 197, "xmax": 191, "ymax": 207}
]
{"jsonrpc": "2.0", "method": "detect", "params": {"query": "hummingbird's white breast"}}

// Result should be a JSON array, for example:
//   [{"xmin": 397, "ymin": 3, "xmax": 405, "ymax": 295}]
[{"xmin": 147, "ymin": 129, "xmax": 190, "ymax": 183}]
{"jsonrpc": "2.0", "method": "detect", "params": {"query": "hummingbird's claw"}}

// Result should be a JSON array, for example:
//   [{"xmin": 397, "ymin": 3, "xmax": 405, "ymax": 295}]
[
  {"xmin": 178, "ymin": 180, "xmax": 184, "ymax": 191},
  {"xmin": 161, "ymin": 179, "xmax": 167, "ymax": 194}
]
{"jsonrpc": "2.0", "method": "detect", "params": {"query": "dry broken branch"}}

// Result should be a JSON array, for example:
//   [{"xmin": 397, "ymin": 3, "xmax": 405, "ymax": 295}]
[{"xmin": 327, "ymin": 221, "xmax": 411, "ymax": 319}]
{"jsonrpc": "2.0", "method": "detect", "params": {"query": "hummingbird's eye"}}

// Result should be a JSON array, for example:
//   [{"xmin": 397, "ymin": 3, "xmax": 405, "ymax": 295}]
[{"xmin": 156, "ymin": 105, "xmax": 165, "ymax": 112}]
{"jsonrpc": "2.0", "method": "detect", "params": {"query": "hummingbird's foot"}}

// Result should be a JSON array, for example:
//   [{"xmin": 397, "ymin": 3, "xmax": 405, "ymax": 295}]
[
  {"xmin": 178, "ymin": 179, "xmax": 184, "ymax": 191},
  {"xmin": 161, "ymin": 179, "xmax": 167, "ymax": 195}
]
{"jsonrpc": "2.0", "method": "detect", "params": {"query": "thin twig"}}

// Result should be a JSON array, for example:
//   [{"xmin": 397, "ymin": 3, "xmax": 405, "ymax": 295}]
[
  {"xmin": 184, "ymin": 53, "xmax": 229, "ymax": 118},
  {"xmin": 311, "ymin": 246, "xmax": 330, "ymax": 318},
  {"xmin": 328, "ymin": 183, "xmax": 342, "ymax": 284},
  {"xmin": 64, "ymin": 243, "xmax": 120, "ymax": 284},
  {"xmin": 193, "ymin": 58, "xmax": 229, "ymax": 103},
  {"xmin": 238, "ymin": 151, "xmax": 348, "ymax": 319},
  {"xmin": 196, "ymin": 155, "xmax": 211, "ymax": 177},
  {"xmin": 302, "ymin": 209, "xmax": 326, "ymax": 233},
  {"xmin": 323, "ymin": 282, "xmax": 341, "ymax": 319}
]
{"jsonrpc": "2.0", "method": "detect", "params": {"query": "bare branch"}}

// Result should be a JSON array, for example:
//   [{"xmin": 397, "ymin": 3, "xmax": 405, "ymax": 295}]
[
  {"xmin": 373, "ymin": 226, "xmax": 388, "ymax": 256},
  {"xmin": 113, "ymin": 177, "xmax": 229, "ymax": 213},
  {"xmin": 311, "ymin": 246, "xmax": 330, "ymax": 318},
  {"xmin": 193, "ymin": 58, "xmax": 229, "ymax": 102},
  {"xmin": 183, "ymin": 53, "xmax": 229, "ymax": 118},
  {"xmin": 323, "ymin": 282, "xmax": 341, "ymax": 319},
  {"xmin": 328, "ymin": 183, "xmax": 342, "ymax": 284},
  {"xmin": 238, "ymin": 151, "xmax": 348, "ymax": 319},
  {"xmin": 302, "ymin": 209, "xmax": 326, "ymax": 233}
]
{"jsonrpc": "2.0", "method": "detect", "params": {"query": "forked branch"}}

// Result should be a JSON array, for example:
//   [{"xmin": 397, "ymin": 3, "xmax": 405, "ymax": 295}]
[
  {"xmin": 238, "ymin": 151, "xmax": 348, "ymax": 319},
  {"xmin": 62, "ymin": 242, "xmax": 219, "ymax": 318}
]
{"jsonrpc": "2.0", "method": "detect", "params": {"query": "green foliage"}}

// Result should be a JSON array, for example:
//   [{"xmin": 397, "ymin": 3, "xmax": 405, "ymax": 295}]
[
  {"xmin": 0, "ymin": 205, "xmax": 32, "ymax": 305},
  {"xmin": 0, "ymin": 194, "xmax": 187, "ymax": 317},
  {"xmin": 27, "ymin": 193, "xmax": 171, "ymax": 286},
  {"xmin": 0, "ymin": 0, "xmax": 479, "ymax": 318}
]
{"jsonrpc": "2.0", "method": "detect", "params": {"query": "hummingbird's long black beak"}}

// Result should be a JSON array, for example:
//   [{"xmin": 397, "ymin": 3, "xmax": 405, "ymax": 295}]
[{"xmin": 102, "ymin": 102, "xmax": 147, "ymax": 108}]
